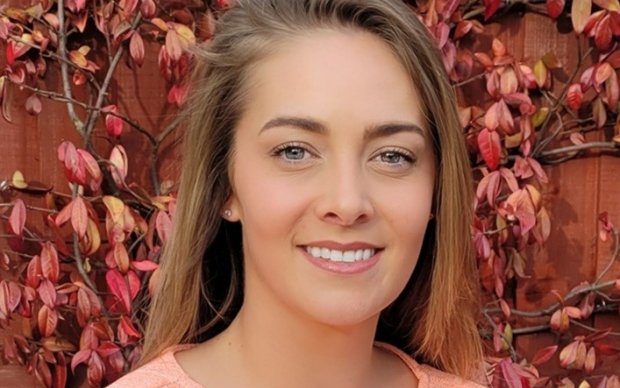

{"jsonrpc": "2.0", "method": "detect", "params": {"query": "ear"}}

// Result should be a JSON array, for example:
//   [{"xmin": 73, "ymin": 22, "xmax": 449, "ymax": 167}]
[{"xmin": 221, "ymin": 192, "xmax": 241, "ymax": 222}]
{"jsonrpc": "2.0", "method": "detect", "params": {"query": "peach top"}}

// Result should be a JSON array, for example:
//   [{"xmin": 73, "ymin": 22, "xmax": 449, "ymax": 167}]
[{"xmin": 107, "ymin": 342, "xmax": 486, "ymax": 387}]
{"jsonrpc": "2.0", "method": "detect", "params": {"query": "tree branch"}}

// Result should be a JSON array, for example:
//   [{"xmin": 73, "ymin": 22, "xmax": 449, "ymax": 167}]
[{"xmin": 57, "ymin": 0, "xmax": 85, "ymax": 135}]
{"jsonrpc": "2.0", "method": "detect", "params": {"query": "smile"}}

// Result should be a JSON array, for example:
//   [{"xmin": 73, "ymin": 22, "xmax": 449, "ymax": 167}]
[{"xmin": 304, "ymin": 246, "xmax": 376, "ymax": 262}]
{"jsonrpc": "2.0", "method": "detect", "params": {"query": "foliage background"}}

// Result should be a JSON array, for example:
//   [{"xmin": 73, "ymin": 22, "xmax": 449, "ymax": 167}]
[{"xmin": 0, "ymin": 0, "xmax": 619, "ymax": 386}]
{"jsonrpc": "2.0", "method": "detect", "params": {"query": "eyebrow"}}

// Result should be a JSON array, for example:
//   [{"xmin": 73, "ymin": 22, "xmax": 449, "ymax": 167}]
[{"xmin": 259, "ymin": 116, "xmax": 425, "ymax": 141}]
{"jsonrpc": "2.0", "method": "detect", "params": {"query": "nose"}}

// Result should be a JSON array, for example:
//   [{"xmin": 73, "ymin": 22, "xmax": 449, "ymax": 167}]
[{"xmin": 315, "ymin": 159, "xmax": 375, "ymax": 226}]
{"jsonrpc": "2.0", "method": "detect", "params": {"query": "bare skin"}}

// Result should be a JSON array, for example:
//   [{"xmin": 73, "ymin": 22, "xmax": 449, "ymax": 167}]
[{"xmin": 175, "ymin": 28, "xmax": 434, "ymax": 388}]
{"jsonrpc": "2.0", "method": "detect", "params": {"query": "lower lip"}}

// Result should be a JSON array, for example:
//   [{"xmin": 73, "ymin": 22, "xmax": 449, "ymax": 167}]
[{"xmin": 300, "ymin": 247, "xmax": 383, "ymax": 275}]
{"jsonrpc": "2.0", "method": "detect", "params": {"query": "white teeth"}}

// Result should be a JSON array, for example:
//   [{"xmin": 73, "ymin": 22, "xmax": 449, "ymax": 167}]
[
  {"xmin": 311, "ymin": 247, "xmax": 321, "ymax": 257},
  {"xmin": 330, "ymin": 250, "xmax": 343, "ymax": 261},
  {"xmin": 343, "ymin": 251, "xmax": 355, "ymax": 262},
  {"xmin": 321, "ymin": 248, "xmax": 330, "ymax": 259},
  {"xmin": 305, "ymin": 246, "xmax": 376, "ymax": 262}
]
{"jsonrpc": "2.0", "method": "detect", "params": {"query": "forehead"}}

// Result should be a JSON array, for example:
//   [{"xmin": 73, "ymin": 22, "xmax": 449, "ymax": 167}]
[{"xmin": 237, "ymin": 28, "xmax": 427, "ymax": 135}]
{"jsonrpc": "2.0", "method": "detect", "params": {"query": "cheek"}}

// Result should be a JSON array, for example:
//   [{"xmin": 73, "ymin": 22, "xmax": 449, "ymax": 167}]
[{"xmin": 233, "ymin": 163, "xmax": 312, "ymax": 241}]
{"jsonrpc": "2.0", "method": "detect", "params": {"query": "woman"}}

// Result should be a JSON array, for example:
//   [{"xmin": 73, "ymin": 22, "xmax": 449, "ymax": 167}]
[{"xmin": 110, "ymin": 0, "xmax": 485, "ymax": 386}]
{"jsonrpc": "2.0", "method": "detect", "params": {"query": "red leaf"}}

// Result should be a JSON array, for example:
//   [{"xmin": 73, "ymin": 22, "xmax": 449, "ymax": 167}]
[
  {"xmin": 73, "ymin": 70, "xmax": 86, "ymax": 86},
  {"xmin": 579, "ymin": 292, "xmax": 596, "ymax": 319},
  {"xmin": 155, "ymin": 210, "xmax": 172, "ymax": 243},
  {"xmin": 477, "ymin": 128, "xmax": 502, "ymax": 170},
  {"xmin": 531, "ymin": 345, "xmax": 558, "ymax": 365},
  {"xmin": 140, "ymin": 0, "xmax": 156, "ymax": 18},
  {"xmin": 129, "ymin": 32, "xmax": 145, "ymax": 67},
  {"xmin": 40, "ymin": 242, "xmax": 60, "ymax": 283},
  {"xmin": 55, "ymin": 201, "xmax": 73, "ymax": 227},
  {"xmin": 95, "ymin": 341, "xmax": 121, "ymax": 358},
  {"xmin": 26, "ymin": 255, "xmax": 42, "ymax": 289},
  {"xmin": 454, "ymin": 21, "xmax": 473, "ymax": 39},
  {"xmin": 105, "ymin": 270, "xmax": 131, "ymax": 313},
  {"xmin": 127, "ymin": 270, "xmax": 140, "ymax": 301},
  {"xmin": 25, "ymin": 94, "xmax": 42, "ymax": 115},
  {"xmin": 76, "ymin": 149, "xmax": 103, "ymax": 192},
  {"xmin": 53, "ymin": 352, "xmax": 67, "ymax": 388},
  {"xmin": 547, "ymin": 0, "xmax": 565, "ymax": 18},
  {"xmin": 499, "ymin": 359, "xmax": 523, "ymax": 388},
  {"xmin": 167, "ymin": 83, "xmax": 190, "ymax": 107},
  {"xmin": 120, "ymin": 315, "xmax": 142, "ymax": 338},
  {"xmin": 37, "ymin": 305, "xmax": 58, "ymax": 337},
  {"xmin": 5, "ymin": 281, "xmax": 21, "ymax": 313},
  {"xmin": 503, "ymin": 189, "xmax": 536, "ymax": 234},
  {"xmin": 484, "ymin": 0, "xmax": 501, "ymax": 20},
  {"xmin": 6, "ymin": 40, "xmax": 15, "ymax": 65},
  {"xmin": 76, "ymin": 288, "xmax": 91, "ymax": 327},
  {"xmin": 37, "ymin": 279, "xmax": 57, "ymax": 307},
  {"xmin": 70, "ymin": 349, "xmax": 92, "ymax": 372},
  {"xmin": 109, "ymin": 145, "xmax": 128, "ymax": 186},
  {"xmin": 9, "ymin": 199, "xmax": 26, "ymax": 236},
  {"xmin": 594, "ymin": 342, "xmax": 620, "ymax": 356},
  {"xmin": 567, "ymin": 83, "xmax": 584, "ymax": 110},
  {"xmin": 87, "ymin": 351, "xmax": 104, "ymax": 387},
  {"xmin": 71, "ymin": 196, "xmax": 88, "ymax": 239},
  {"xmin": 594, "ymin": 15, "xmax": 613, "ymax": 51},
  {"xmin": 500, "ymin": 298, "xmax": 512, "ymax": 318},
  {"xmin": 0, "ymin": 281, "xmax": 9, "ymax": 318},
  {"xmin": 605, "ymin": 69, "xmax": 619, "ymax": 109},
  {"xmin": 104, "ymin": 105, "xmax": 123, "ymax": 137},
  {"xmin": 113, "ymin": 243, "xmax": 130, "ymax": 273},
  {"xmin": 132, "ymin": 259, "xmax": 159, "ymax": 272}
]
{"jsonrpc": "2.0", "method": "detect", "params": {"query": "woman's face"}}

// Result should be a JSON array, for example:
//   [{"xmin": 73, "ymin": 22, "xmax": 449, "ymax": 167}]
[{"xmin": 226, "ymin": 29, "xmax": 436, "ymax": 326}]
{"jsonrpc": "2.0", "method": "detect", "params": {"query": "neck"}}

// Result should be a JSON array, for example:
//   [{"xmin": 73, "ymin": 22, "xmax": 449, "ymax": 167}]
[{"xmin": 219, "ymin": 290, "xmax": 381, "ymax": 388}]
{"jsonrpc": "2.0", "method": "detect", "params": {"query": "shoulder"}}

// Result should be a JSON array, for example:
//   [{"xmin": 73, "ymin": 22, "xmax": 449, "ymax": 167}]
[
  {"xmin": 416, "ymin": 363, "xmax": 488, "ymax": 388},
  {"xmin": 374, "ymin": 342, "xmax": 488, "ymax": 388},
  {"xmin": 106, "ymin": 344, "xmax": 203, "ymax": 388}
]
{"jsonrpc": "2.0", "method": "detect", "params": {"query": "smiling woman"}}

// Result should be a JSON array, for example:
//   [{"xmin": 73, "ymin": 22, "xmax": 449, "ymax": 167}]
[{"xmin": 108, "ymin": 1, "xmax": 485, "ymax": 387}]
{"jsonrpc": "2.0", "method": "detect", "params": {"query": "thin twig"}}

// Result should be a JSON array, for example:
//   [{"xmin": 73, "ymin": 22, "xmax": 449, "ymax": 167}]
[
  {"xmin": 570, "ymin": 319, "xmax": 620, "ymax": 337},
  {"xmin": 57, "ymin": 0, "xmax": 85, "ymax": 134},
  {"xmin": 539, "ymin": 142, "xmax": 619, "ymax": 159},
  {"xmin": 84, "ymin": 12, "xmax": 143, "ymax": 141},
  {"xmin": 595, "ymin": 229, "xmax": 620, "ymax": 284},
  {"xmin": 484, "ymin": 280, "xmax": 619, "ymax": 317}
]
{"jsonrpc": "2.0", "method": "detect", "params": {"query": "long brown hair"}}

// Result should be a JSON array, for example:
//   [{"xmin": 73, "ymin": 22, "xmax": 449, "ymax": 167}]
[{"xmin": 141, "ymin": 0, "xmax": 483, "ymax": 379}]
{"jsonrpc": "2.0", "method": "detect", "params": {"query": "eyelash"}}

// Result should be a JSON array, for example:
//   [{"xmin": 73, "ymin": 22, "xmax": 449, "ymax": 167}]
[
  {"xmin": 270, "ymin": 143, "xmax": 417, "ymax": 167},
  {"xmin": 271, "ymin": 142, "xmax": 314, "ymax": 163}
]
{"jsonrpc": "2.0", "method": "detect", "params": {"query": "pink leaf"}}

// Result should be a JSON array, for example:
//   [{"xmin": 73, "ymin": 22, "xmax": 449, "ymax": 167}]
[
  {"xmin": 531, "ymin": 345, "xmax": 558, "ymax": 365},
  {"xmin": 129, "ymin": 32, "xmax": 145, "ymax": 67},
  {"xmin": 71, "ymin": 349, "xmax": 92, "ymax": 372},
  {"xmin": 25, "ymin": 94, "xmax": 42, "ymax": 115},
  {"xmin": 37, "ymin": 279, "xmax": 56, "ymax": 308},
  {"xmin": 9, "ymin": 199, "xmax": 26, "ymax": 236},
  {"xmin": 71, "ymin": 196, "xmax": 88, "ymax": 239},
  {"xmin": 132, "ymin": 259, "xmax": 159, "ymax": 272},
  {"xmin": 40, "ymin": 242, "xmax": 60, "ymax": 283}
]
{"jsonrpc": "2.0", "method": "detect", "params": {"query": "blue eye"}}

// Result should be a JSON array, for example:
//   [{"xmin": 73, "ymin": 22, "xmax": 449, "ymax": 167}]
[
  {"xmin": 271, "ymin": 143, "xmax": 314, "ymax": 163},
  {"xmin": 281, "ymin": 146, "xmax": 306, "ymax": 160},
  {"xmin": 374, "ymin": 149, "xmax": 416, "ymax": 166}
]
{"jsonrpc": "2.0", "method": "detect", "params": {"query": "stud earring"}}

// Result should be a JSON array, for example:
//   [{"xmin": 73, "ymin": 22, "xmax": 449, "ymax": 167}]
[
  {"xmin": 429, "ymin": 213, "xmax": 434, "ymax": 220},
  {"xmin": 223, "ymin": 209, "xmax": 232, "ymax": 219}
]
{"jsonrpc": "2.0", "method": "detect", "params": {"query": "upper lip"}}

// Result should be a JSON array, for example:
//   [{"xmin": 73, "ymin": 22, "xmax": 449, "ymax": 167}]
[{"xmin": 300, "ymin": 241, "xmax": 383, "ymax": 250}]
